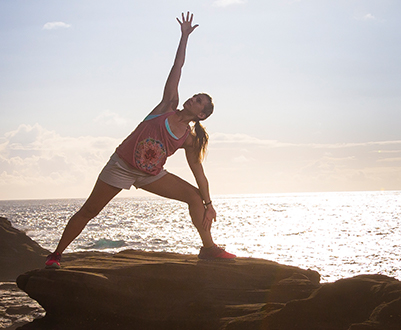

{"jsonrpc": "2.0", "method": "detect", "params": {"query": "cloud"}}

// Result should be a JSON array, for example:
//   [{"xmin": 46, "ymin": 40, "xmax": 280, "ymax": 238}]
[
  {"xmin": 204, "ymin": 132, "xmax": 401, "ymax": 194},
  {"xmin": 377, "ymin": 158, "xmax": 401, "ymax": 163},
  {"xmin": 211, "ymin": 132, "xmax": 287, "ymax": 147},
  {"xmin": 354, "ymin": 13, "xmax": 377, "ymax": 21},
  {"xmin": 363, "ymin": 13, "xmax": 376, "ymax": 20},
  {"xmin": 0, "ymin": 124, "xmax": 119, "ymax": 199},
  {"xmin": 210, "ymin": 132, "xmax": 401, "ymax": 150},
  {"xmin": 212, "ymin": 0, "xmax": 246, "ymax": 7},
  {"xmin": 94, "ymin": 110, "xmax": 128, "ymax": 126},
  {"xmin": 233, "ymin": 155, "xmax": 251, "ymax": 163},
  {"xmin": 42, "ymin": 21, "xmax": 71, "ymax": 30},
  {"xmin": 1, "ymin": 127, "xmax": 401, "ymax": 199}
]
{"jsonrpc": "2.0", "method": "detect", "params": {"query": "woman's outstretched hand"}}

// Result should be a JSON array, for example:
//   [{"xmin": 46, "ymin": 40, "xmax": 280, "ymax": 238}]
[{"xmin": 176, "ymin": 12, "xmax": 199, "ymax": 36}]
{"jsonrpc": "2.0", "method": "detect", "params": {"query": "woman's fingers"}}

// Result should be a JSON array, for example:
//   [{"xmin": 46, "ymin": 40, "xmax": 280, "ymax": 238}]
[
  {"xmin": 177, "ymin": 12, "xmax": 194, "ymax": 24},
  {"xmin": 177, "ymin": 12, "xmax": 199, "ymax": 35},
  {"xmin": 202, "ymin": 214, "xmax": 210, "ymax": 231},
  {"xmin": 202, "ymin": 208, "xmax": 217, "ymax": 231}
]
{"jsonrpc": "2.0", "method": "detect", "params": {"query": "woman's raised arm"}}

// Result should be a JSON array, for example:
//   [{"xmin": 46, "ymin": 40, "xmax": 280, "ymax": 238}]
[{"xmin": 148, "ymin": 12, "xmax": 199, "ymax": 116}]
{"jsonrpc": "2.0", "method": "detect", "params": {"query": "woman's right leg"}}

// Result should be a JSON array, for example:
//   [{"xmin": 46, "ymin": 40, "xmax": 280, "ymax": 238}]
[{"xmin": 54, "ymin": 179, "xmax": 122, "ymax": 254}]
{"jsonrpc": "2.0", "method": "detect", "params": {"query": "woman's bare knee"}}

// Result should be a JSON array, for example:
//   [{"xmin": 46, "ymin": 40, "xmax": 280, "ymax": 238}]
[
  {"xmin": 77, "ymin": 203, "xmax": 102, "ymax": 220},
  {"xmin": 76, "ymin": 180, "xmax": 120, "ymax": 220},
  {"xmin": 185, "ymin": 189, "xmax": 203, "ymax": 207}
]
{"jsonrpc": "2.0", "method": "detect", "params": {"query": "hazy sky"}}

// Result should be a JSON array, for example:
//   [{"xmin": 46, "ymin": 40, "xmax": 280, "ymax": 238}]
[{"xmin": 1, "ymin": 0, "xmax": 400, "ymax": 200}]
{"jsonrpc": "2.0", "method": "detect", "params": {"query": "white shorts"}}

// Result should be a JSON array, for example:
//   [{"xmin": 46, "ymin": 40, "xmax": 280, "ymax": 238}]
[{"xmin": 98, "ymin": 153, "xmax": 168, "ymax": 189}]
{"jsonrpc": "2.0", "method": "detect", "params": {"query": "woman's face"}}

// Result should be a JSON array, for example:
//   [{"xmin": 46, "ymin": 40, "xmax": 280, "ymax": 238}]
[{"xmin": 183, "ymin": 94, "xmax": 210, "ymax": 119}]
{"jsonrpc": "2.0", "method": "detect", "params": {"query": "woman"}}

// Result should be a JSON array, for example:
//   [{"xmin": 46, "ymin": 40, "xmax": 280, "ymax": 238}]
[{"xmin": 45, "ymin": 12, "xmax": 236, "ymax": 268}]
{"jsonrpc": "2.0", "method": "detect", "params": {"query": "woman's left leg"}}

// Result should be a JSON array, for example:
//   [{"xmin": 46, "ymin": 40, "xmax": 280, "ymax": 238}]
[{"xmin": 141, "ymin": 173, "xmax": 214, "ymax": 248}]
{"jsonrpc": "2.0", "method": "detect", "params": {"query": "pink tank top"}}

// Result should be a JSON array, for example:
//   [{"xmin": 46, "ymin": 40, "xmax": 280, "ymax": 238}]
[{"xmin": 116, "ymin": 111, "xmax": 190, "ymax": 175}]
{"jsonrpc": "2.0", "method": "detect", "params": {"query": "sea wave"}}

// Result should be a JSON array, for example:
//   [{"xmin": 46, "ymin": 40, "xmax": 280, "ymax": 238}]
[{"xmin": 78, "ymin": 238, "xmax": 127, "ymax": 250}]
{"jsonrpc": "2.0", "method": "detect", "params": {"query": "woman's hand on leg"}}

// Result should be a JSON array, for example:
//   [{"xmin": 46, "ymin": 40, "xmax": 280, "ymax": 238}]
[{"xmin": 203, "ymin": 204, "xmax": 216, "ymax": 231}]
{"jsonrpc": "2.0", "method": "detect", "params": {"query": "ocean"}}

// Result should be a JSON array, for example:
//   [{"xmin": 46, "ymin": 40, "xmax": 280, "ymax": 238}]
[{"xmin": 1, "ymin": 190, "xmax": 400, "ymax": 283}]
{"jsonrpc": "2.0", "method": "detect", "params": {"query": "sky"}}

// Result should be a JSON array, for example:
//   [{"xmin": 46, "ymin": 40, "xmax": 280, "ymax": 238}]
[{"xmin": 1, "ymin": 0, "xmax": 401, "ymax": 200}]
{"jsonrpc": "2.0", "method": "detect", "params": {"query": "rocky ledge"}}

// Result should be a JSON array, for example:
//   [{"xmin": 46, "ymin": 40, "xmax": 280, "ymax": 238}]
[
  {"xmin": 2, "ymin": 217, "xmax": 401, "ymax": 329},
  {"xmin": 17, "ymin": 250, "xmax": 320, "ymax": 329},
  {"xmin": 0, "ymin": 216, "xmax": 49, "ymax": 281}
]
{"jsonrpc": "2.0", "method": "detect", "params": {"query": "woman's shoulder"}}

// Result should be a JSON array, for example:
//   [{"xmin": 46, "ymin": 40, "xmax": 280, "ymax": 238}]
[
  {"xmin": 144, "ymin": 110, "xmax": 175, "ymax": 122},
  {"xmin": 146, "ymin": 99, "xmax": 178, "ymax": 118}
]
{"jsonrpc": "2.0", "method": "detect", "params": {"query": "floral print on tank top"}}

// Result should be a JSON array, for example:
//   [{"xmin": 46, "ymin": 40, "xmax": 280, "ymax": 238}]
[{"xmin": 135, "ymin": 138, "xmax": 167, "ymax": 173}]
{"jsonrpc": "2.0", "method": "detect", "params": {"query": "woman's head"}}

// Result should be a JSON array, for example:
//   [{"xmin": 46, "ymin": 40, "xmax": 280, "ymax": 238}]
[
  {"xmin": 184, "ymin": 93, "xmax": 214, "ymax": 121},
  {"xmin": 199, "ymin": 93, "xmax": 214, "ymax": 120}
]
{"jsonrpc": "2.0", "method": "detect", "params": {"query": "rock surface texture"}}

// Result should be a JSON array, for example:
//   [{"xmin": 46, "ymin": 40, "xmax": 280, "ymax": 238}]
[
  {"xmin": 226, "ymin": 274, "xmax": 401, "ymax": 330},
  {"xmin": 16, "ymin": 252, "xmax": 401, "ymax": 330},
  {"xmin": 16, "ymin": 250, "xmax": 320, "ymax": 329}
]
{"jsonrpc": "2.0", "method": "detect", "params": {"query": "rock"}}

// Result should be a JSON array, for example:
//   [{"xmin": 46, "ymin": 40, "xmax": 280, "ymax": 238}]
[
  {"xmin": 0, "ymin": 217, "xmax": 50, "ymax": 281},
  {"xmin": 16, "ymin": 250, "xmax": 320, "ymax": 329},
  {"xmin": 267, "ymin": 272, "xmax": 319, "ymax": 303},
  {"xmin": 237, "ymin": 274, "xmax": 401, "ymax": 330}
]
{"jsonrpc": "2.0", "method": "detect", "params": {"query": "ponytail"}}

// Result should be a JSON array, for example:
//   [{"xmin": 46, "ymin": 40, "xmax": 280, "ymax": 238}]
[
  {"xmin": 193, "ymin": 121, "xmax": 209, "ymax": 162},
  {"xmin": 192, "ymin": 93, "xmax": 214, "ymax": 162}
]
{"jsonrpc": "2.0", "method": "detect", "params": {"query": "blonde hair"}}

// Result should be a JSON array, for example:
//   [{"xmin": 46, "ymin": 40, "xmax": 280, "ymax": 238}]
[{"xmin": 192, "ymin": 93, "xmax": 214, "ymax": 162}]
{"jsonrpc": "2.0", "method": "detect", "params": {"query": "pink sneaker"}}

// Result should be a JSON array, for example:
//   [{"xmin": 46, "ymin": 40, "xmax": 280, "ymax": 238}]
[
  {"xmin": 45, "ymin": 252, "xmax": 61, "ymax": 269},
  {"xmin": 198, "ymin": 244, "xmax": 236, "ymax": 260}
]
